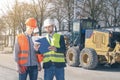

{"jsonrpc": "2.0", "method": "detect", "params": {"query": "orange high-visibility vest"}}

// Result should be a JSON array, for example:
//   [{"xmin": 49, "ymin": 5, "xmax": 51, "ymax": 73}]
[
  {"xmin": 17, "ymin": 34, "xmax": 42, "ymax": 65},
  {"xmin": 17, "ymin": 34, "xmax": 29, "ymax": 65}
]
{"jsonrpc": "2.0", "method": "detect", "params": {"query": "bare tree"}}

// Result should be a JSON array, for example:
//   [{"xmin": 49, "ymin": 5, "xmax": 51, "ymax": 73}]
[
  {"xmin": 77, "ymin": 0, "xmax": 104, "ymax": 21},
  {"xmin": 64, "ymin": 0, "xmax": 74, "ymax": 32},
  {"xmin": 32, "ymin": 0, "xmax": 50, "ymax": 35},
  {"xmin": 0, "ymin": 17, "xmax": 6, "ymax": 34},
  {"xmin": 51, "ymin": 0, "xmax": 67, "ymax": 31},
  {"xmin": 103, "ymin": 0, "xmax": 120, "ymax": 27},
  {"xmin": 0, "ymin": 0, "xmax": 39, "ymax": 47}
]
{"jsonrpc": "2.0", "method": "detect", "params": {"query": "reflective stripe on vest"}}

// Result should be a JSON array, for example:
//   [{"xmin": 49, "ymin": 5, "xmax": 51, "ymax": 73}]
[
  {"xmin": 17, "ymin": 34, "xmax": 29, "ymax": 65},
  {"xmin": 20, "ymin": 50, "xmax": 29, "ymax": 54},
  {"xmin": 43, "ymin": 33, "xmax": 65, "ymax": 63},
  {"xmin": 44, "ymin": 54, "xmax": 64, "ymax": 57}
]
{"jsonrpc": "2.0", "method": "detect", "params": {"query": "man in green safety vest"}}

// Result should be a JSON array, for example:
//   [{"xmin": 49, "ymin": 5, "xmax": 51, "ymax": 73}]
[{"xmin": 42, "ymin": 18, "xmax": 66, "ymax": 80}]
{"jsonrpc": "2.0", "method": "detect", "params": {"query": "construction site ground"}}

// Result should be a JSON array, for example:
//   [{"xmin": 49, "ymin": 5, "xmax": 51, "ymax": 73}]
[{"xmin": 0, "ymin": 49, "xmax": 120, "ymax": 80}]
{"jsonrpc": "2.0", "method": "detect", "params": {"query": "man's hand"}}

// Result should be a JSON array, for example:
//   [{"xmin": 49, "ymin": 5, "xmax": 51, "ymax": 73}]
[
  {"xmin": 34, "ymin": 43, "xmax": 40, "ymax": 51},
  {"xmin": 38, "ymin": 63, "xmax": 42, "ymax": 71},
  {"xmin": 48, "ymin": 46, "xmax": 57, "ymax": 51},
  {"xmin": 17, "ymin": 65, "xmax": 27, "ymax": 74}
]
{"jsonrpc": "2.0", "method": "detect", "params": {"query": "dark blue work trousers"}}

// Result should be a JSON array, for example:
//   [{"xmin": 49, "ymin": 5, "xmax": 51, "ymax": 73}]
[
  {"xmin": 44, "ymin": 65, "xmax": 65, "ymax": 80},
  {"xmin": 19, "ymin": 66, "xmax": 38, "ymax": 80}
]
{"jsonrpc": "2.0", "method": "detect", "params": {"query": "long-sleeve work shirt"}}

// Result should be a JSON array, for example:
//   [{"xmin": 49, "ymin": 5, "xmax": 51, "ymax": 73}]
[{"xmin": 13, "ymin": 33, "xmax": 38, "ymax": 66}]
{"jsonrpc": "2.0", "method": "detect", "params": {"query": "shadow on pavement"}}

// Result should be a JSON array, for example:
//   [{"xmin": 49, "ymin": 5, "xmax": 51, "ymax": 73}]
[{"xmin": 95, "ymin": 64, "xmax": 120, "ymax": 72}]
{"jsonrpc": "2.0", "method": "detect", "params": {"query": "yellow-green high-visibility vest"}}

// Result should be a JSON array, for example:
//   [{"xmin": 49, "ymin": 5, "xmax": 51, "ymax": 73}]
[{"xmin": 43, "ymin": 33, "xmax": 65, "ymax": 63}]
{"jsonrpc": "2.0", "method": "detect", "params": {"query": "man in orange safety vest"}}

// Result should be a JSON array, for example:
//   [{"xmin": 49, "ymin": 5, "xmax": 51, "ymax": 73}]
[{"xmin": 13, "ymin": 18, "xmax": 41, "ymax": 80}]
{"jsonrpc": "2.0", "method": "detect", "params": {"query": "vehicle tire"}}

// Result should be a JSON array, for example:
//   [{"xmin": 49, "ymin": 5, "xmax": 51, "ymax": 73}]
[
  {"xmin": 66, "ymin": 47, "xmax": 80, "ymax": 67},
  {"xmin": 80, "ymin": 48, "xmax": 98, "ymax": 69}
]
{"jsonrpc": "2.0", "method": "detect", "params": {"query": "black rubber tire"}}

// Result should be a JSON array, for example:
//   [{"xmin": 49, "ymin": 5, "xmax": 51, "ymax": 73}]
[
  {"xmin": 66, "ymin": 47, "xmax": 80, "ymax": 67},
  {"xmin": 80, "ymin": 48, "xmax": 98, "ymax": 69}
]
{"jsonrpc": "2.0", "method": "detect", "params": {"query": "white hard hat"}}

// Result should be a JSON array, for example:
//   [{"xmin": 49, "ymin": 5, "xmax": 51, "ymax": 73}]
[
  {"xmin": 33, "ymin": 27, "xmax": 39, "ymax": 33},
  {"xmin": 43, "ymin": 18, "xmax": 54, "ymax": 27}
]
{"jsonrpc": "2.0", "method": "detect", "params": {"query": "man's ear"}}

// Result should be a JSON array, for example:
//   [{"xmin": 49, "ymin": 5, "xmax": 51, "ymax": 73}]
[{"xmin": 53, "ymin": 25, "xmax": 57, "ymax": 32}]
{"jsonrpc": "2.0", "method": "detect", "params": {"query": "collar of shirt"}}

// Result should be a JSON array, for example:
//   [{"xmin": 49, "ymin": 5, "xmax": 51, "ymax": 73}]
[
  {"xmin": 48, "ymin": 32, "xmax": 55, "ymax": 38},
  {"xmin": 24, "ymin": 32, "xmax": 32, "ymax": 37}
]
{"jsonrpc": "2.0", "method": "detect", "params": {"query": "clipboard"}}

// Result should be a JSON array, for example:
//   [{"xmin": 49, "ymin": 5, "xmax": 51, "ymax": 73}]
[{"xmin": 35, "ymin": 37, "xmax": 50, "ymax": 54}]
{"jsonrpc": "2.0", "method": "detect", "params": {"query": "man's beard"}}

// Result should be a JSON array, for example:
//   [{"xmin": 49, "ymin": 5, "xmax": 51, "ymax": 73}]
[{"xmin": 49, "ymin": 31, "xmax": 53, "ymax": 34}]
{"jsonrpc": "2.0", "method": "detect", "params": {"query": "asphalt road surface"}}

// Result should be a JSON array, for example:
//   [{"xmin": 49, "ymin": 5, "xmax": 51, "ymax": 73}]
[{"xmin": 0, "ymin": 54, "xmax": 120, "ymax": 80}]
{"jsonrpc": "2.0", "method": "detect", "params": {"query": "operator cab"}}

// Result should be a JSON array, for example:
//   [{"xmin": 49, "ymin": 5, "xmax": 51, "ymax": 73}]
[{"xmin": 71, "ymin": 18, "xmax": 97, "ymax": 49}]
